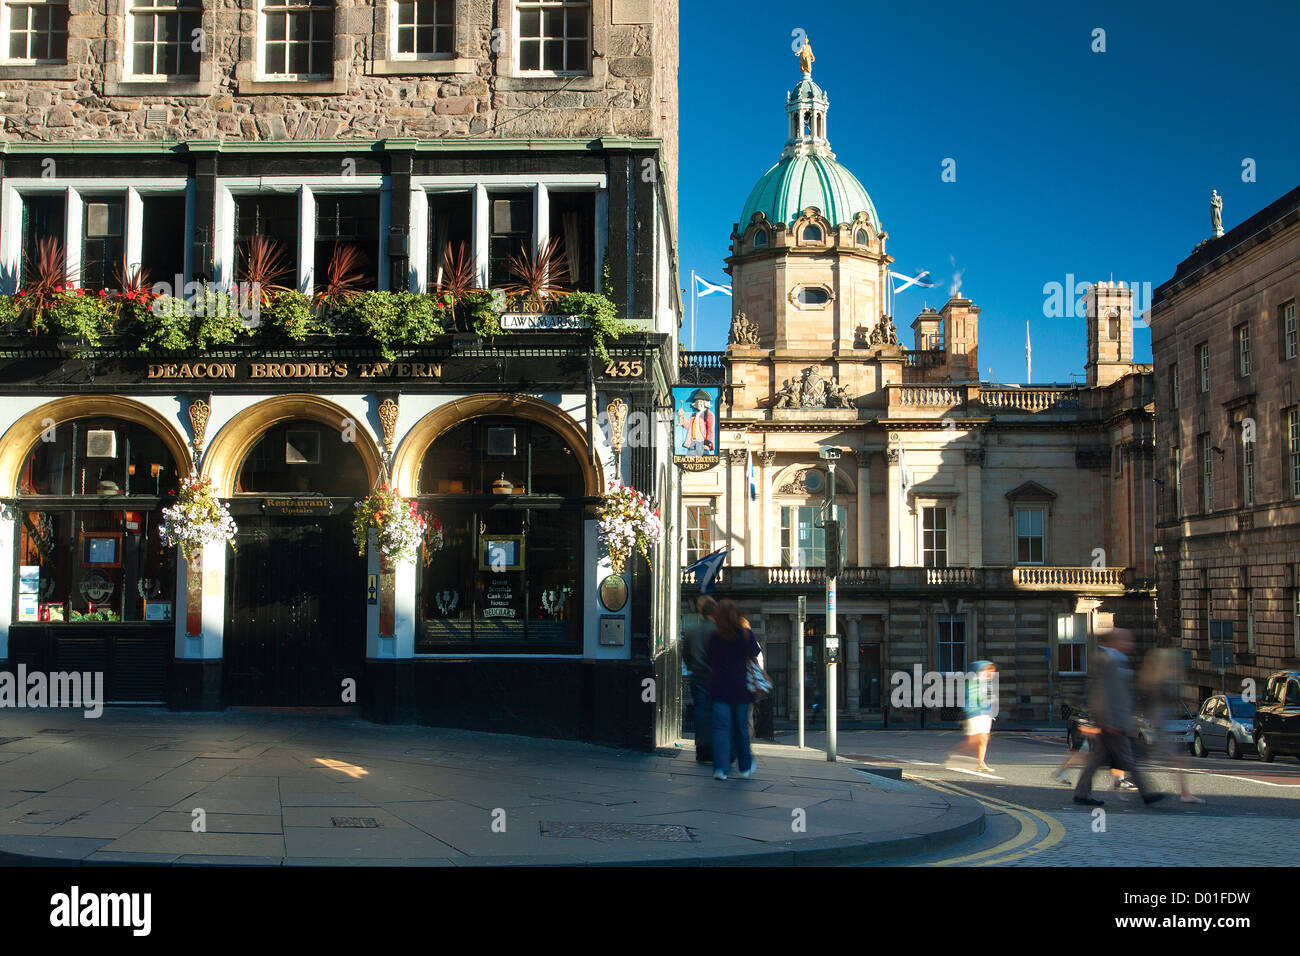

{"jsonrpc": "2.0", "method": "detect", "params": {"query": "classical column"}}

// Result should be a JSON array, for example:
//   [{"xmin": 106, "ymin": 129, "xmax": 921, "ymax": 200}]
[
  {"xmin": 855, "ymin": 449, "xmax": 871, "ymax": 566},
  {"xmin": 728, "ymin": 449, "xmax": 748, "ymax": 566},
  {"xmin": 964, "ymin": 447, "xmax": 984, "ymax": 567},
  {"xmin": 887, "ymin": 440, "xmax": 903, "ymax": 566},
  {"xmin": 757, "ymin": 451, "xmax": 776, "ymax": 568}
]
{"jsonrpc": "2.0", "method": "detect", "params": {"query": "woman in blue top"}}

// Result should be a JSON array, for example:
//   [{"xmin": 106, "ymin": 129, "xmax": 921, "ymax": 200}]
[{"xmin": 706, "ymin": 598, "xmax": 761, "ymax": 781}]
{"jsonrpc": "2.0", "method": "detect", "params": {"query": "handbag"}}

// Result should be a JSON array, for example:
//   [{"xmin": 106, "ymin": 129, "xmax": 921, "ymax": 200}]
[{"xmin": 745, "ymin": 631, "xmax": 773, "ymax": 701}]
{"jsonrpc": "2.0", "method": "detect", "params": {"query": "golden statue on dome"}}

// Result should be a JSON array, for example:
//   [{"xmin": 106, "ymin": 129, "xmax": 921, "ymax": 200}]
[{"xmin": 797, "ymin": 38, "xmax": 814, "ymax": 75}]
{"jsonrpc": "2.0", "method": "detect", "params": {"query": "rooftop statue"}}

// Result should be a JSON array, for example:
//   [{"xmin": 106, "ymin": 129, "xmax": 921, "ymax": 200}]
[
  {"xmin": 797, "ymin": 38, "xmax": 814, "ymax": 75},
  {"xmin": 1210, "ymin": 189, "xmax": 1223, "ymax": 238}
]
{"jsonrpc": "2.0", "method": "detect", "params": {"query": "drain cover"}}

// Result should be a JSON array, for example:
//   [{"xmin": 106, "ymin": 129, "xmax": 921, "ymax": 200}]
[
  {"xmin": 331, "ymin": 817, "xmax": 379, "ymax": 828},
  {"xmin": 540, "ymin": 822, "xmax": 693, "ymax": 842}
]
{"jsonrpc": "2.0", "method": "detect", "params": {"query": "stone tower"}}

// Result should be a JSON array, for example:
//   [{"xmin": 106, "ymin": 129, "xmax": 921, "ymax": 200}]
[{"xmin": 1085, "ymin": 281, "xmax": 1135, "ymax": 386}]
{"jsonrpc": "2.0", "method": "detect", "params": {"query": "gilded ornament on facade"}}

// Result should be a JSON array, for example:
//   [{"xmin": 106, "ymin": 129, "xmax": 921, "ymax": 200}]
[
  {"xmin": 606, "ymin": 398, "xmax": 629, "ymax": 455},
  {"xmin": 377, "ymin": 397, "xmax": 400, "ymax": 452},
  {"xmin": 187, "ymin": 399, "xmax": 210, "ymax": 457}
]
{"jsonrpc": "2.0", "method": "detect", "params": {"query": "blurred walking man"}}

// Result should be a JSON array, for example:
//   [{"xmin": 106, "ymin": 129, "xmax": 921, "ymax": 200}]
[
  {"xmin": 1073, "ymin": 628, "xmax": 1168, "ymax": 807},
  {"xmin": 685, "ymin": 596, "xmax": 717, "ymax": 763}
]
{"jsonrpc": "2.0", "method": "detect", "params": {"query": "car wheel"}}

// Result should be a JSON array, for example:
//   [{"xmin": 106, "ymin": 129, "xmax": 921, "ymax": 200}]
[
  {"xmin": 1258, "ymin": 734, "xmax": 1275, "ymax": 763},
  {"xmin": 1193, "ymin": 733, "xmax": 1206, "ymax": 758},
  {"xmin": 1227, "ymin": 736, "xmax": 1241, "ymax": 760}
]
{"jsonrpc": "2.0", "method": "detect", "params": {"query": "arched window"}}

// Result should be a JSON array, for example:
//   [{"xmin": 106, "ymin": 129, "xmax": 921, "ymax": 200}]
[
  {"xmin": 801, "ymin": 225, "xmax": 823, "ymax": 243},
  {"xmin": 752, "ymin": 230, "xmax": 768, "ymax": 248},
  {"xmin": 235, "ymin": 420, "xmax": 370, "ymax": 496},
  {"xmin": 855, "ymin": 230, "xmax": 868, "ymax": 247},
  {"xmin": 15, "ymin": 417, "xmax": 181, "ymax": 623},
  {"xmin": 415, "ymin": 416, "xmax": 585, "ymax": 652}
]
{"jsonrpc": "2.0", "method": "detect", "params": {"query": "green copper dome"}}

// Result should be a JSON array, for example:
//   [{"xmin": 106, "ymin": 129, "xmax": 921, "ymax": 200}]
[
  {"xmin": 739, "ymin": 153, "xmax": 881, "ymax": 233},
  {"xmin": 739, "ymin": 64, "xmax": 882, "ymax": 234}
]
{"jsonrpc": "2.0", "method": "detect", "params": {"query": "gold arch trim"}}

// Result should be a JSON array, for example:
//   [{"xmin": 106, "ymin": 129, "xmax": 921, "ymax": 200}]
[
  {"xmin": 0, "ymin": 395, "xmax": 194, "ymax": 494},
  {"xmin": 201, "ymin": 393, "xmax": 384, "ymax": 496},
  {"xmin": 390, "ymin": 394, "xmax": 603, "ymax": 497}
]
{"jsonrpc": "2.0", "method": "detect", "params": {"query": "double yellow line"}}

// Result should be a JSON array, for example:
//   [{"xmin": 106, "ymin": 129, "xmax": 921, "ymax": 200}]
[{"xmin": 916, "ymin": 777, "xmax": 1066, "ymax": 866}]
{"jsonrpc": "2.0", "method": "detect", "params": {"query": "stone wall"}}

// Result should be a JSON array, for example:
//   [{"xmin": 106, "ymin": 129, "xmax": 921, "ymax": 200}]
[{"xmin": 0, "ymin": 0, "xmax": 676, "ymax": 151}]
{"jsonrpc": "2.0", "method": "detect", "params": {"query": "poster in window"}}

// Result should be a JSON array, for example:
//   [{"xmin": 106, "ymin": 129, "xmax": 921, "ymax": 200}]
[
  {"xmin": 18, "ymin": 594, "xmax": 38, "ymax": 622},
  {"xmin": 672, "ymin": 386, "xmax": 720, "ymax": 471},
  {"xmin": 18, "ymin": 566, "xmax": 40, "ymax": 594},
  {"xmin": 81, "ymin": 532, "xmax": 121, "ymax": 567},
  {"xmin": 479, "ymin": 536, "xmax": 524, "ymax": 571}
]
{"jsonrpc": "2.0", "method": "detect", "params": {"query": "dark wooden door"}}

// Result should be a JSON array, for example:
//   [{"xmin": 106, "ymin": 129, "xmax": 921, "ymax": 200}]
[{"xmin": 224, "ymin": 514, "xmax": 364, "ymax": 706}]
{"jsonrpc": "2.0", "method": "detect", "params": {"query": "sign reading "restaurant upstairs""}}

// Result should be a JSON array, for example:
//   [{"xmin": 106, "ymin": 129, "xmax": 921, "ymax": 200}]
[{"xmin": 146, "ymin": 361, "xmax": 443, "ymax": 380}]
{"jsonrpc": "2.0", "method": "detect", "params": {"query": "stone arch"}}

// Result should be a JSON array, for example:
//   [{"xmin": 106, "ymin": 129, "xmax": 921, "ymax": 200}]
[
  {"xmin": 771, "ymin": 462, "xmax": 855, "ymax": 497},
  {"xmin": 390, "ymin": 394, "xmax": 603, "ymax": 497},
  {"xmin": 201, "ymin": 394, "xmax": 384, "ymax": 496},
  {"xmin": 0, "ymin": 395, "xmax": 194, "ymax": 493}
]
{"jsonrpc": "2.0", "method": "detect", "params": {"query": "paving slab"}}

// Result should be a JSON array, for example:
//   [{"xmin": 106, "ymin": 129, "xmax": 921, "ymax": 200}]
[{"xmin": 0, "ymin": 707, "xmax": 982, "ymax": 866}]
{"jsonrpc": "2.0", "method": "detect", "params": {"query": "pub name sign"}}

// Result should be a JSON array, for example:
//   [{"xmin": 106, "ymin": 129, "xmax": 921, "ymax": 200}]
[{"xmin": 146, "ymin": 361, "xmax": 443, "ymax": 380}]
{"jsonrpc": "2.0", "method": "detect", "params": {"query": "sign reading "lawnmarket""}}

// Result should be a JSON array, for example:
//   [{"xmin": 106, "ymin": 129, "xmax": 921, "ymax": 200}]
[{"xmin": 499, "ymin": 313, "xmax": 590, "ymax": 331}]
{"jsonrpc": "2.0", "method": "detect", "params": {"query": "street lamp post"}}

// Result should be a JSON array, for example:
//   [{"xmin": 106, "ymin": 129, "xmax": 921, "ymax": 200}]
[{"xmin": 819, "ymin": 446, "xmax": 841, "ymax": 762}]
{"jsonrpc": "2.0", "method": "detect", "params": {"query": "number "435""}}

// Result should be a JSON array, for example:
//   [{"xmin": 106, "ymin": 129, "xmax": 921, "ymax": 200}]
[{"xmin": 603, "ymin": 360, "xmax": 643, "ymax": 377}]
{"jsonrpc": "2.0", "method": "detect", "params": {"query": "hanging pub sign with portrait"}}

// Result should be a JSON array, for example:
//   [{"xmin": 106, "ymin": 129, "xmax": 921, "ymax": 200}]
[{"xmin": 672, "ymin": 386, "xmax": 721, "ymax": 471}]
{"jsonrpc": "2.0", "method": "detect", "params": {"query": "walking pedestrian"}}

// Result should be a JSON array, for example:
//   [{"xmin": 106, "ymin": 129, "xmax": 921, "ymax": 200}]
[
  {"xmin": 1073, "ymin": 628, "xmax": 1169, "ymax": 807},
  {"xmin": 1139, "ymin": 646, "xmax": 1204, "ymax": 804},
  {"xmin": 706, "ymin": 598, "xmax": 761, "ymax": 781},
  {"xmin": 683, "ymin": 596, "xmax": 717, "ymax": 764},
  {"xmin": 947, "ymin": 660, "xmax": 998, "ymax": 772}
]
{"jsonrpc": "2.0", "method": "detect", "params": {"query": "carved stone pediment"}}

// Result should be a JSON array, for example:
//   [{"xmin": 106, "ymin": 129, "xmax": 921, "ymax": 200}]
[{"xmin": 772, "ymin": 366, "xmax": 855, "ymax": 409}]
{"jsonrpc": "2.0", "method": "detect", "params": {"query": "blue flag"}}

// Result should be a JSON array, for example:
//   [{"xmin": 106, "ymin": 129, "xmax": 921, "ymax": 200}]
[{"xmin": 684, "ymin": 548, "xmax": 728, "ymax": 594}]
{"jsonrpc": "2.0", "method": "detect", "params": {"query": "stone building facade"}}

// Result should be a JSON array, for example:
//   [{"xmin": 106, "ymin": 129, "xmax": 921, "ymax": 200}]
[
  {"xmin": 0, "ymin": 0, "xmax": 684, "ymax": 749},
  {"xmin": 679, "ymin": 60, "xmax": 1156, "ymax": 724},
  {"xmin": 1150, "ymin": 184, "xmax": 1300, "ymax": 706}
]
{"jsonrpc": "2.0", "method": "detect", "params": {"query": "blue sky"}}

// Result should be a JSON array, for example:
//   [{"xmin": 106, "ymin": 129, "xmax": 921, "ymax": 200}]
[{"xmin": 677, "ymin": 0, "xmax": 1300, "ymax": 384}]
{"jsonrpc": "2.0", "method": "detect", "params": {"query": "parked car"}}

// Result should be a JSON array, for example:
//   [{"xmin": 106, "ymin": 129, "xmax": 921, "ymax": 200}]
[
  {"xmin": 1253, "ymin": 671, "xmax": 1300, "ymax": 763},
  {"xmin": 1190, "ymin": 694, "xmax": 1257, "ymax": 759},
  {"xmin": 1136, "ymin": 701, "xmax": 1194, "ymax": 751}
]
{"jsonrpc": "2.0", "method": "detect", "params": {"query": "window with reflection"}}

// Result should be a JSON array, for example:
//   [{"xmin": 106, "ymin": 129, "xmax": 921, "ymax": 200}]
[
  {"xmin": 235, "ymin": 419, "xmax": 370, "ymax": 495},
  {"xmin": 416, "ymin": 416, "xmax": 585, "ymax": 652},
  {"xmin": 14, "ymin": 417, "xmax": 181, "ymax": 623}
]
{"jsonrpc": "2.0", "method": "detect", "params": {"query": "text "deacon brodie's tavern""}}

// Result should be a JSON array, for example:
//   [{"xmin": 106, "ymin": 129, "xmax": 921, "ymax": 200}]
[{"xmin": 146, "ymin": 362, "xmax": 445, "ymax": 380}]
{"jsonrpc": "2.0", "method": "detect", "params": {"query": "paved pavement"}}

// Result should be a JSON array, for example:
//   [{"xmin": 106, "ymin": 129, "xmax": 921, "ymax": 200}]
[
  {"xmin": 0, "ymin": 708, "xmax": 982, "ymax": 866},
  {"xmin": 804, "ymin": 728, "xmax": 1300, "ymax": 867}
]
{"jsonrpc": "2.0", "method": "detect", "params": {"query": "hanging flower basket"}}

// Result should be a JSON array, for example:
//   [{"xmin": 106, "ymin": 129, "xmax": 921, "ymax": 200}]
[
  {"xmin": 353, "ymin": 484, "xmax": 426, "ymax": 565},
  {"xmin": 597, "ymin": 480, "xmax": 662, "ymax": 575},
  {"xmin": 158, "ymin": 476, "xmax": 238, "ymax": 562}
]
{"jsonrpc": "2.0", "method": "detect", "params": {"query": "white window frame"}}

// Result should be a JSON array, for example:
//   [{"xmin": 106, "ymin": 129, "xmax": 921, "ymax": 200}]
[
  {"xmin": 1, "ymin": 0, "xmax": 69, "ymax": 63},
  {"xmin": 936, "ymin": 614, "xmax": 967, "ymax": 674},
  {"xmin": 1241, "ymin": 428, "xmax": 1254, "ymax": 506},
  {"xmin": 123, "ymin": 0, "xmax": 203, "ymax": 80},
  {"xmin": 215, "ymin": 177, "xmax": 388, "ymax": 294},
  {"xmin": 1284, "ymin": 300, "xmax": 1297, "ymax": 361},
  {"xmin": 1056, "ymin": 612, "xmax": 1089, "ymax": 676},
  {"xmin": 1291, "ymin": 409, "xmax": 1300, "ymax": 499},
  {"xmin": 0, "ymin": 179, "xmax": 191, "ymax": 295},
  {"xmin": 1014, "ymin": 505, "xmax": 1045, "ymax": 565},
  {"xmin": 1199, "ymin": 342, "xmax": 1210, "ymax": 392},
  {"xmin": 920, "ymin": 505, "xmax": 948, "ymax": 569},
  {"xmin": 1237, "ymin": 322, "xmax": 1251, "ymax": 377},
  {"xmin": 1200, "ymin": 433, "xmax": 1213, "ymax": 513},
  {"xmin": 257, "ymin": 0, "xmax": 334, "ymax": 81},
  {"xmin": 514, "ymin": 0, "xmax": 590, "ymax": 76},
  {"xmin": 684, "ymin": 500, "xmax": 714, "ymax": 568},
  {"xmin": 389, "ymin": 0, "xmax": 455, "ymax": 61}
]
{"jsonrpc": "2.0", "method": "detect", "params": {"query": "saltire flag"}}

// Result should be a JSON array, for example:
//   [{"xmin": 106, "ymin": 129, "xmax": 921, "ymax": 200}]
[
  {"xmin": 747, "ymin": 449, "xmax": 757, "ymax": 500},
  {"xmin": 888, "ymin": 270, "xmax": 937, "ymax": 294},
  {"xmin": 684, "ymin": 548, "xmax": 729, "ymax": 594},
  {"xmin": 899, "ymin": 446, "xmax": 912, "ymax": 496},
  {"xmin": 694, "ymin": 275, "xmax": 732, "ymax": 297}
]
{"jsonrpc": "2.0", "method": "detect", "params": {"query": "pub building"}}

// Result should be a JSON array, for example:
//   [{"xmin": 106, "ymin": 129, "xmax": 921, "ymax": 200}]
[{"xmin": 0, "ymin": 0, "xmax": 683, "ymax": 750}]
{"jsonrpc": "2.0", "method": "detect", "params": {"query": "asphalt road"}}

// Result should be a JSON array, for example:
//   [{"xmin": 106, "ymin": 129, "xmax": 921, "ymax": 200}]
[{"xmin": 773, "ymin": 728, "xmax": 1300, "ymax": 866}]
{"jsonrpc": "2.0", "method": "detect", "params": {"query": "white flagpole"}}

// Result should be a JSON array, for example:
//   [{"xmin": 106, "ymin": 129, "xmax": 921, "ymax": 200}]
[
  {"xmin": 690, "ymin": 270, "xmax": 696, "ymax": 352},
  {"xmin": 1026, "ymin": 321, "xmax": 1031, "ymax": 384}
]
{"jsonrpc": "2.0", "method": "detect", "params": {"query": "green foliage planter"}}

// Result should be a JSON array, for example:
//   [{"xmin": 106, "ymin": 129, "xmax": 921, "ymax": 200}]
[
  {"xmin": 0, "ymin": 286, "xmax": 630, "ymax": 357},
  {"xmin": 346, "ymin": 291, "xmax": 454, "ymax": 360}
]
